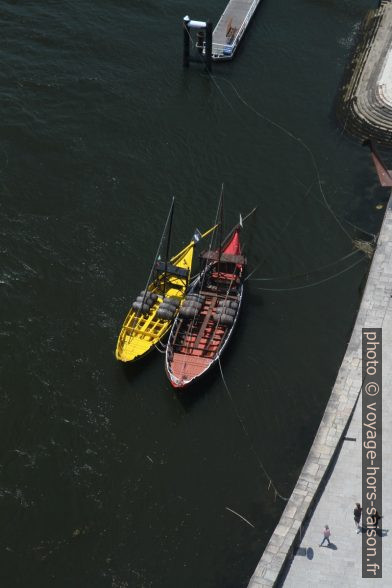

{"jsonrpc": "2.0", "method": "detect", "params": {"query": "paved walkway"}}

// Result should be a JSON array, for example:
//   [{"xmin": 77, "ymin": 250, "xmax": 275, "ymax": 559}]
[{"xmin": 282, "ymin": 200, "xmax": 392, "ymax": 587}]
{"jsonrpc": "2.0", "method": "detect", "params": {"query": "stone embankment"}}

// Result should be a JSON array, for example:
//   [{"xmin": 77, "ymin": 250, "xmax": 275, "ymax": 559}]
[
  {"xmin": 340, "ymin": 1, "xmax": 392, "ymax": 145},
  {"xmin": 247, "ymin": 193, "xmax": 392, "ymax": 587}
]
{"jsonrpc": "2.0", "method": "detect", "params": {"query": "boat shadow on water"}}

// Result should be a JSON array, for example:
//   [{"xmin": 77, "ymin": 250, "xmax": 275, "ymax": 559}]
[
  {"xmin": 120, "ymin": 349, "xmax": 159, "ymax": 387},
  {"xmin": 172, "ymin": 366, "xmax": 223, "ymax": 410}
]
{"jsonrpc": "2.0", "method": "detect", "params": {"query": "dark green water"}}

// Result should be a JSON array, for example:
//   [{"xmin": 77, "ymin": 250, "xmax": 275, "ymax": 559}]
[{"xmin": 0, "ymin": 1, "xmax": 384, "ymax": 586}]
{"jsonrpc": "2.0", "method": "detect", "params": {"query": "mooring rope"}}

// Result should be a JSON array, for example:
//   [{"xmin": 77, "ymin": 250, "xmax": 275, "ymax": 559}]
[
  {"xmin": 181, "ymin": 188, "xmax": 223, "ymax": 359},
  {"xmin": 222, "ymin": 77, "xmax": 353, "ymax": 241},
  {"xmin": 192, "ymin": 72, "xmax": 374, "ymax": 294},
  {"xmin": 154, "ymin": 342, "xmax": 166, "ymax": 354},
  {"xmin": 294, "ymin": 177, "xmax": 377, "ymax": 242},
  {"xmin": 250, "ymin": 248, "xmax": 362, "ymax": 282},
  {"xmin": 241, "ymin": 177, "xmax": 317, "ymax": 285},
  {"xmin": 203, "ymin": 73, "xmax": 355, "ymax": 246},
  {"xmin": 187, "ymin": 30, "xmax": 363, "ymax": 253},
  {"xmin": 343, "ymin": 219, "xmax": 376, "ymax": 240},
  {"xmin": 218, "ymin": 358, "xmax": 288, "ymax": 502},
  {"xmin": 225, "ymin": 506, "xmax": 255, "ymax": 528},
  {"xmin": 182, "ymin": 21, "xmax": 195, "ymax": 48},
  {"xmin": 256, "ymin": 255, "xmax": 366, "ymax": 292}
]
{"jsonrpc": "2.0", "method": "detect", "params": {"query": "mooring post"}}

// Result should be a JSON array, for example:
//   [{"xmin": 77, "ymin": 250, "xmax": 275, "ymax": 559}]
[
  {"xmin": 196, "ymin": 29, "xmax": 205, "ymax": 54},
  {"xmin": 205, "ymin": 20, "xmax": 213, "ymax": 72},
  {"xmin": 183, "ymin": 16, "xmax": 190, "ymax": 67}
]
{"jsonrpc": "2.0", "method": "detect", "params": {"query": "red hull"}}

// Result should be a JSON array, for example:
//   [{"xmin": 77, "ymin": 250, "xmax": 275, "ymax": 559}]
[{"xmin": 166, "ymin": 227, "xmax": 245, "ymax": 388}]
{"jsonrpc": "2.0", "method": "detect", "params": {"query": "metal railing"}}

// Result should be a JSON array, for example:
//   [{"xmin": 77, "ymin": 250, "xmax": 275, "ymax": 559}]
[{"xmin": 212, "ymin": 0, "xmax": 261, "ymax": 57}]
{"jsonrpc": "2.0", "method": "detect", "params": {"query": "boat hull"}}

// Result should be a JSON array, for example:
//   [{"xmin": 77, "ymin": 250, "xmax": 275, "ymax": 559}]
[
  {"xmin": 115, "ymin": 225, "xmax": 218, "ymax": 363},
  {"xmin": 165, "ymin": 283, "xmax": 243, "ymax": 388},
  {"xmin": 165, "ymin": 226, "xmax": 245, "ymax": 388}
]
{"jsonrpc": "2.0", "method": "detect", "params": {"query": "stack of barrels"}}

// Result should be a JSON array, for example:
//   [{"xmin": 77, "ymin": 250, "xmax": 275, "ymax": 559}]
[
  {"xmin": 212, "ymin": 298, "xmax": 238, "ymax": 326},
  {"xmin": 132, "ymin": 290, "xmax": 158, "ymax": 314},
  {"xmin": 179, "ymin": 293, "xmax": 205, "ymax": 319},
  {"xmin": 156, "ymin": 297, "xmax": 180, "ymax": 320}
]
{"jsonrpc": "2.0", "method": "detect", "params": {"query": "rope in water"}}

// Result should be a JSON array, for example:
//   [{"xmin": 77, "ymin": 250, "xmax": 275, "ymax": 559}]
[
  {"xmin": 211, "ymin": 75, "xmax": 354, "ymax": 244},
  {"xmin": 218, "ymin": 358, "xmax": 288, "ymax": 502},
  {"xmin": 180, "ymin": 39, "xmax": 370, "ymax": 504},
  {"xmin": 205, "ymin": 81, "xmax": 372, "ymax": 286},
  {"xmin": 250, "ymin": 248, "xmax": 362, "ymax": 282},
  {"xmin": 256, "ymin": 255, "xmax": 366, "ymax": 292}
]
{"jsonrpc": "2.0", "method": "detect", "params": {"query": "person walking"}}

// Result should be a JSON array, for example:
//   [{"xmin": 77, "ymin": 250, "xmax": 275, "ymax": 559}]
[
  {"xmin": 319, "ymin": 525, "xmax": 331, "ymax": 547},
  {"xmin": 354, "ymin": 503, "xmax": 362, "ymax": 533},
  {"xmin": 373, "ymin": 510, "xmax": 382, "ymax": 529}
]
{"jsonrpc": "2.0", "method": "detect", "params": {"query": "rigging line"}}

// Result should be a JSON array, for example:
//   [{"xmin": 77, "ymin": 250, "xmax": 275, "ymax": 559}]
[
  {"xmin": 182, "ymin": 188, "xmax": 223, "ymax": 358},
  {"xmin": 204, "ymin": 272, "xmax": 237, "ymax": 355},
  {"xmin": 244, "ymin": 263, "xmax": 262, "ymax": 282},
  {"xmin": 154, "ymin": 344, "xmax": 166, "ymax": 354},
  {"xmin": 182, "ymin": 22, "xmax": 195, "ymax": 47},
  {"xmin": 241, "ymin": 206, "xmax": 258, "ymax": 223},
  {"xmin": 202, "ymin": 202, "xmax": 253, "ymax": 355},
  {"xmin": 257, "ymin": 255, "xmax": 366, "ymax": 292},
  {"xmin": 217, "ymin": 186, "xmax": 224, "ymax": 277},
  {"xmin": 251, "ymin": 248, "xmax": 361, "ymax": 282},
  {"xmin": 209, "ymin": 75, "xmax": 353, "ymax": 244},
  {"xmin": 129, "ymin": 197, "xmax": 175, "ymax": 338},
  {"xmin": 163, "ymin": 199, "xmax": 175, "ymax": 296},
  {"xmin": 218, "ymin": 358, "xmax": 288, "ymax": 502}
]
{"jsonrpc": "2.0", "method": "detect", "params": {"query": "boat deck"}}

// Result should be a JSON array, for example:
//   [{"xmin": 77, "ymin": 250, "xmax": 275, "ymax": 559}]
[{"xmin": 211, "ymin": 0, "xmax": 263, "ymax": 61}]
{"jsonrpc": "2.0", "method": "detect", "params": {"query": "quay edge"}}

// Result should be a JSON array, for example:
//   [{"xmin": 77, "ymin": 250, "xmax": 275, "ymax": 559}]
[
  {"xmin": 339, "ymin": 1, "xmax": 392, "ymax": 145},
  {"xmin": 248, "ymin": 193, "xmax": 392, "ymax": 587}
]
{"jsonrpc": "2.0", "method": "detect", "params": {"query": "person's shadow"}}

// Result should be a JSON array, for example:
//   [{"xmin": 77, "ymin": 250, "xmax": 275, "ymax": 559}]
[
  {"xmin": 326, "ymin": 543, "xmax": 338, "ymax": 550},
  {"xmin": 294, "ymin": 547, "xmax": 314, "ymax": 559}
]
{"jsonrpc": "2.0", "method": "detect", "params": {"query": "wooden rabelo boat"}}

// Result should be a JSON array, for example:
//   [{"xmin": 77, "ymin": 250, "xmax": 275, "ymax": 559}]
[
  {"xmin": 165, "ymin": 223, "xmax": 246, "ymax": 387},
  {"xmin": 116, "ymin": 200, "xmax": 216, "ymax": 363}
]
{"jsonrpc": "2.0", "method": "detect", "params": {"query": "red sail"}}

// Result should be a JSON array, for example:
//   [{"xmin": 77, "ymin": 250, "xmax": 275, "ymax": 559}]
[{"xmin": 223, "ymin": 228, "xmax": 241, "ymax": 255}]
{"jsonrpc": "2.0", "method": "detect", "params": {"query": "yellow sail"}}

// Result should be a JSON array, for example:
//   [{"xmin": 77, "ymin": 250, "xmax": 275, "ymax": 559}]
[{"xmin": 115, "ymin": 225, "xmax": 216, "ymax": 362}]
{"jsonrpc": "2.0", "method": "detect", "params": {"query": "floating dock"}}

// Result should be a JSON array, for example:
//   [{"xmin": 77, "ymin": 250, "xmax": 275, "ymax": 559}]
[{"xmin": 211, "ymin": 0, "xmax": 263, "ymax": 60}]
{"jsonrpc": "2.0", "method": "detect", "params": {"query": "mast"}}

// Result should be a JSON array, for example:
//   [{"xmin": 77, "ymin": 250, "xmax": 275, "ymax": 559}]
[
  {"xmin": 130, "ymin": 198, "xmax": 175, "ymax": 336},
  {"xmin": 163, "ymin": 198, "xmax": 175, "ymax": 295},
  {"xmin": 217, "ymin": 184, "xmax": 224, "ymax": 278}
]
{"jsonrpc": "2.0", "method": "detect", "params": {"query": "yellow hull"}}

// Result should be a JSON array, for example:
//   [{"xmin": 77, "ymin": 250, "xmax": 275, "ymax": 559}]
[{"xmin": 115, "ymin": 227, "xmax": 216, "ymax": 362}]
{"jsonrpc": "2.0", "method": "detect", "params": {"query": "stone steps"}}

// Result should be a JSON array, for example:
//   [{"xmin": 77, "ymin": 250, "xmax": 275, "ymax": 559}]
[{"xmin": 338, "ymin": 4, "xmax": 392, "ymax": 145}]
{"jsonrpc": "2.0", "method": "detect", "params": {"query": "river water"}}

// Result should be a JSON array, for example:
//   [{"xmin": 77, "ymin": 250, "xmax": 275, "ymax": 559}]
[{"xmin": 0, "ymin": 1, "xmax": 384, "ymax": 587}]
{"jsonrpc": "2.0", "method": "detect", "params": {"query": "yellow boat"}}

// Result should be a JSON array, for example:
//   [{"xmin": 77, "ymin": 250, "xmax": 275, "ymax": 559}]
[{"xmin": 115, "ymin": 224, "xmax": 217, "ymax": 362}]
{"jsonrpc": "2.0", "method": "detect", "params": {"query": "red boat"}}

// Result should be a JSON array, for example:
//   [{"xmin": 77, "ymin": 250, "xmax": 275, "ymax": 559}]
[{"xmin": 165, "ymin": 224, "xmax": 246, "ymax": 388}]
